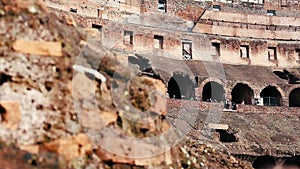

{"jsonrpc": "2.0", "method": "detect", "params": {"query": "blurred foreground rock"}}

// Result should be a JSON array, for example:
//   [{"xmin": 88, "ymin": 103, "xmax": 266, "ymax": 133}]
[{"xmin": 13, "ymin": 40, "xmax": 62, "ymax": 57}]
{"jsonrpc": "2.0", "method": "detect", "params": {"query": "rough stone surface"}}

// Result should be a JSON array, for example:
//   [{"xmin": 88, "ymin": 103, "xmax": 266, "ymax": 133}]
[
  {"xmin": 13, "ymin": 40, "xmax": 62, "ymax": 57},
  {"xmin": 1, "ymin": 0, "xmax": 299, "ymax": 168},
  {"xmin": 43, "ymin": 133, "xmax": 93, "ymax": 161}
]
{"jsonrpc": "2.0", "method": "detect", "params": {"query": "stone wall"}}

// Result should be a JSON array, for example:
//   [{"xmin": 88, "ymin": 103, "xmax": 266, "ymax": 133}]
[
  {"xmin": 101, "ymin": 20, "xmax": 300, "ymax": 68},
  {"xmin": 236, "ymin": 103, "xmax": 300, "ymax": 114},
  {"xmin": 43, "ymin": 0, "xmax": 300, "ymax": 107},
  {"xmin": 167, "ymin": 96, "xmax": 300, "ymax": 113},
  {"xmin": 48, "ymin": 7, "xmax": 107, "ymax": 27},
  {"xmin": 44, "ymin": 0, "xmax": 300, "ymax": 68}
]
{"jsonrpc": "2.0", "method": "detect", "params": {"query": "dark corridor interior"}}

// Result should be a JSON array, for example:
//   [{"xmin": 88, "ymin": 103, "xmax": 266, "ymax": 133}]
[
  {"xmin": 202, "ymin": 81, "xmax": 225, "ymax": 102},
  {"xmin": 168, "ymin": 74, "xmax": 195, "ymax": 100},
  {"xmin": 260, "ymin": 86, "xmax": 282, "ymax": 106},
  {"xmin": 231, "ymin": 83, "xmax": 254, "ymax": 105},
  {"xmin": 252, "ymin": 156, "xmax": 276, "ymax": 169},
  {"xmin": 289, "ymin": 88, "xmax": 300, "ymax": 107}
]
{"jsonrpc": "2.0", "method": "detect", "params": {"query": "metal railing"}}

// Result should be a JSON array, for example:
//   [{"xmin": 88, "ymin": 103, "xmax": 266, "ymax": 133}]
[{"xmin": 261, "ymin": 97, "xmax": 281, "ymax": 106}]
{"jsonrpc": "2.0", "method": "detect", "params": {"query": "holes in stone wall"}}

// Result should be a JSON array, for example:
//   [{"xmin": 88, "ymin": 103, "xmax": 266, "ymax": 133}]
[
  {"xmin": 240, "ymin": 45, "xmax": 249, "ymax": 58},
  {"xmin": 158, "ymin": 0, "xmax": 167, "ymax": 12},
  {"xmin": 212, "ymin": 5, "xmax": 221, "ymax": 11},
  {"xmin": 296, "ymin": 49, "xmax": 300, "ymax": 61},
  {"xmin": 268, "ymin": 47, "xmax": 277, "ymax": 60},
  {"xmin": 116, "ymin": 114, "xmax": 122, "ymax": 128},
  {"xmin": 0, "ymin": 105, "xmax": 7, "ymax": 123},
  {"xmin": 154, "ymin": 35, "xmax": 163, "ymax": 49},
  {"xmin": 124, "ymin": 30, "xmax": 133, "ymax": 45},
  {"xmin": 215, "ymin": 129, "xmax": 237, "ymax": 142},
  {"xmin": 92, "ymin": 24, "xmax": 102, "ymax": 32},
  {"xmin": 211, "ymin": 42, "xmax": 220, "ymax": 57},
  {"xmin": 273, "ymin": 71, "xmax": 289, "ymax": 80},
  {"xmin": 267, "ymin": 10, "xmax": 276, "ymax": 16},
  {"xmin": 45, "ymin": 81, "xmax": 54, "ymax": 92},
  {"xmin": 182, "ymin": 40, "xmax": 192, "ymax": 60},
  {"xmin": 0, "ymin": 73, "xmax": 12, "ymax": 86},
  {"xmin": 36, "ymin": 104, "xmax": 44, "ymax": 110},
  {"xmin": 70, "ymin": 8, "xmax": 77, "ymax": 13},
  {"xmin": 43, "ymin": 122, "xmax": 52, "ymax": 131},
  {"xmin": 97, "ymin": 9, "xmax": 101, "ymax": 18}
]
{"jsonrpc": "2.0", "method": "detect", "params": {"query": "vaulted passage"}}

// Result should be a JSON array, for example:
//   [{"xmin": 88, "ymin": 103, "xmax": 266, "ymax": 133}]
[
  {"xmin": 202, "ymin": 81, "xmax": 225, "ymax": 102},
  {"xmin": 289, "ymin": 88, "xmax": 300, "ymax": 107},
  {"xmin": 283, "ymin": 156, "xmax": 300, "ymax": 169},
  {"xmin": 168, "ymin": 77, "xmax": 181, "ymax": 99},
  {"xmin": 167, "ymin": 74, "xmax": 195, "ymax": 100},
  {"xmin": 231, "ymin": 83, "xmax": 254, "ymax": 105},
  {"xmin": 252, "ymin": 156, "xmax": 276, "ymax": 169},
  {"xmin": 260, "ymin": 86, "xmax": 282, "ymax": 106}
]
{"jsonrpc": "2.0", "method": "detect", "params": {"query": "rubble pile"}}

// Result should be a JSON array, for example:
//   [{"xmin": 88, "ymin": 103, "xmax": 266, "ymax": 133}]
[{"xmin": 0, "ymin": 0, "xmax": 253, "ymax": 168}]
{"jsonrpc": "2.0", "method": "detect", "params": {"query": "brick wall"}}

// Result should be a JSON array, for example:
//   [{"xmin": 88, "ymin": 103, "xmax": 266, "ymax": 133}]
[{"xmin": 167, "ymin": 99, "xmax": 300, "ymax": 114}]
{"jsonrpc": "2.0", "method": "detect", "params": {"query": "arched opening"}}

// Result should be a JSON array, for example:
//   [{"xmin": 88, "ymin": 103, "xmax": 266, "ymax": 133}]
[
  {"xmin": 167, "ymin": 74, "xmax": 195, "ymax": 100},
  {"xmin": 260, "ymin": 86, "xmax": 282, "ymax": 106},
  {"xmin": 289, "ymin": 88, "xmax": 300, "ymax": 107},
  {"xmin": 202, "ymin": 81, "xmax": 225, "ymax": 102},
  {"xmin": 231, "ymin": 83, "xmax": 254, "ymax": 105},
  {"xmin": 252, "ymin": 156, "xmax": 276, "ymax": 169},
  {"xmin": 283, "ymin": 156, "xmax": 300, "ymax": 169},
  {"xmin": 168, "ymin": 77, "xmax": 181, "ymax": 99}
]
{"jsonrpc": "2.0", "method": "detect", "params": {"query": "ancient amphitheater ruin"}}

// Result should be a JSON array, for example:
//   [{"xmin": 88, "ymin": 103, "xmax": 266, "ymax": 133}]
[
  {"xmin": 45, "ymin": 0, "xmax": 300, "ymax": 106},
  {"xmin": 0, "ymin": 0, "xmax": 299, "ymax": 168},
  {"xmin": 43, "ymin": 0, "xmax": 300, "ymax": 168}
]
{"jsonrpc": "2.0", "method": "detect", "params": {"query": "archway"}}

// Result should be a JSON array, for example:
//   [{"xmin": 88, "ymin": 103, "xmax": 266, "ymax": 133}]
[
  {"xmin": 168, "ymin": 77, "xmax": 181, "ymax": 99},
  {"xmin": 289, "ymin": 88, "xmax": 300, "ymax": 107},
  {"xmin": 260, "ymin": 86, "xmax": 282, "ymax": 106},
  {"xmin": 202, "ymin": 81, "xmax": 225, "ymax": 102},
  {"xmin": 283, "ymin": 156, "xmax": 300, "ymax": 169},
  {"xmin": 231, "ymin": 83, "xmax": 254, "ymax": 105},
  {"xmin": 167, "ymin": 74, "xmax": 195, "ymax": 100},
  {"xmin": 252, "ymin": 156, "xmax": 276, "ymax": 169}
]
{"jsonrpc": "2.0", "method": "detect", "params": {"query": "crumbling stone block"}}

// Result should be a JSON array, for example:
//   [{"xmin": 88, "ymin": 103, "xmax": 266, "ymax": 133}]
[
  {"xmin": 96, "ymin": 139, "xmax": 173, "ymax": 166},
  {"xmin": 13, "ymin": 40, "xmax": 62, "ymax": 57},
  {"xmin": 18, "ymin": 144, "xmax": 39, "ymax": 154},
  {"xmin": 43, "ymin": 133, "xmax": 93, "ymax": 161},
  {"xmin": 63, "ymin": 14, "xmax": 77, "ymax": 26}
]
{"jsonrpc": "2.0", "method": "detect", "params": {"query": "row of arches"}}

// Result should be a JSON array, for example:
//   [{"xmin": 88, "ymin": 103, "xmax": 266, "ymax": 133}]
[
  {"xmin": 167, "ymin": 75, "xmax": 300, "ymax": 107},
  {"xmin": 202, "ymin": 82, "xmax": 284, "ymax": 106}
]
